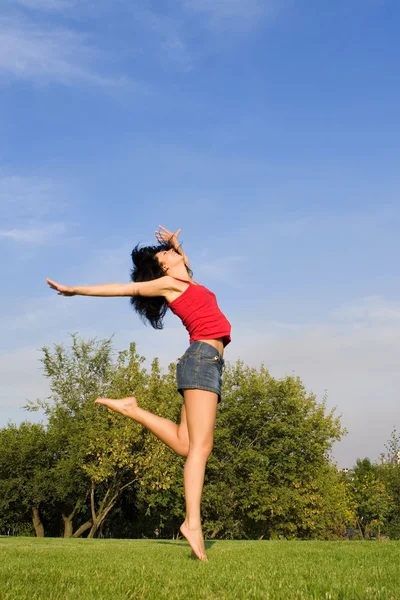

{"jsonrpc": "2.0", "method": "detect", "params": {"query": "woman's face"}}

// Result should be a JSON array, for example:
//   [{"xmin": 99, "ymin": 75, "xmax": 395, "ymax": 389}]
[{"xmin": 156, "ymin": 248, "xmax": 183, "ymax": 273}]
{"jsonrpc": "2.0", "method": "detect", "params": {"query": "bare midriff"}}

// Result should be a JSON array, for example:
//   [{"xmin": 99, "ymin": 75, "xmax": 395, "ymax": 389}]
[{"xmin": 197, "ymin": 338, "xmax": 224, "ymax": 357}]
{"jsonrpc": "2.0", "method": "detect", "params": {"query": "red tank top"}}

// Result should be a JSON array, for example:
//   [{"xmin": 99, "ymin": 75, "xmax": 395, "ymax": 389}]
[{"xmin": 168, "ymin": 278, "xmax": 231, "ymax": 347}]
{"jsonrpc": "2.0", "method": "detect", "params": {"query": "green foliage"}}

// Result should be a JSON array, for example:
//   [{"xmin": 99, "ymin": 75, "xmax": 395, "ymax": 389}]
[
  {"xmin": 377, "ymin": 429, "xmax": 400, "ymax": 539},
  {"xmin": 1, "ymin": 336, "xmax": 355, "ymax": 540},
  {"xmin": 17, "ymin": 337, "xmax": 187, "ymax": 538},
  {"xmin": 32, "ymin": 337, "xmax": 153, "ymax": 537},
  {"xmin": 202, "ymin": 361, "xmax": 348, "ymax": 539},
  {"xmin": 0, "ymin": 421, "xmax": 53, "ymax": 534},
  {"xmin": 132, "ymin": 360, "xmax": 185, "ymax": 531},
  {"xmin": 347, "ymin": 457, "xmax": 394, "ymax": 538}
]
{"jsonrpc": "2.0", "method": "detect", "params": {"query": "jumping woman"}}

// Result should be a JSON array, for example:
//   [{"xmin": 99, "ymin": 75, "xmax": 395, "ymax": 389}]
[{"xmin": 46, "ymin": 226, "xmax": 231, "ymax": 562}]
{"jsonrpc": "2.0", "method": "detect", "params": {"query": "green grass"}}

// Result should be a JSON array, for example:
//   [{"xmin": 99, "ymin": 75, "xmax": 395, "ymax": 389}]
[{"xmin": 1, "ymin": 537, "xmax": 399, "ymax": 600}]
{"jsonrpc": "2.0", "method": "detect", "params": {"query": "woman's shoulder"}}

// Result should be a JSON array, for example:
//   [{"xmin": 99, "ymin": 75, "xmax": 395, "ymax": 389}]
[{"xmin": 163, "ymin": 275, "xmax": 193, "ymax": 292}]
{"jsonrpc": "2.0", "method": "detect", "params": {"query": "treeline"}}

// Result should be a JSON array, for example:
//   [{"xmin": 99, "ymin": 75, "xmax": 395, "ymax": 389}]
[{"xmin": 0, "ymin": 336, "xmax": 399, "ymax": 540}]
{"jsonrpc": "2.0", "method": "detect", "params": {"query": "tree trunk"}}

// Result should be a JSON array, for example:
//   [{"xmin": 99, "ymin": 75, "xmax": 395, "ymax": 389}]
[
  {"xmin": 87, "ymin": 521, "xmax": 99, "ymax": 539},
  {"xmin": 87, "ymin": 480, "xmax": 100, "ymax": 539},
  {"xmin": 72, "ymin": 520, "xmax": 93, "ymax": 538},
  {"xmin": 63, "ymin": 516, "xmax": 73, "ymax": 538},
  {"xmin": 98, "ymin": 519, "xmax": 107, "ymax": 538},
  {"xmin": 356, "ymin": 519, "xmax": 364, "ymax": 539},
  {"xmin": 87, "ymin": 478, "xmax": 136, "ymax": 539},
  {"xmin": 87, "ymin": 509, "xmax": 113, "ymax": 539},
  {"xmin": 32, "ymin": 506, "xmax": 45, "ymax": 537},
  {"xmin": 62, "ymin": 500, "xmax": 82, "ymax": 538},
  {"xmin": 210, "ymin": 529, "xmax": 219, "ymax": 539}
]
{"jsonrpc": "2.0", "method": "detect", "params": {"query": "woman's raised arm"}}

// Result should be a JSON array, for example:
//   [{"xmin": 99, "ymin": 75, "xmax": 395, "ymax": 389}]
[
  {"xmin": 155, "ymin": 225, "xmax": 190, "ymax": 270},
  {"xmin": 46, "ymin": 276, "xmax": 174, "ymax": 298}
]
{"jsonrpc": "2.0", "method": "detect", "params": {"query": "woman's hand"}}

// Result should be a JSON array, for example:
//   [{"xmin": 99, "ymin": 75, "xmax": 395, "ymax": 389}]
[
  {"xmin": 155, "ymin": 225, "xmax": 190, "ymax": 269},
  {"xmin": 46, "ymin": 279, "xmax": 76, "ymax": 296},
  {"xmin": 155, "ymin": 225, "xmax": 181, "ymax": 248}
]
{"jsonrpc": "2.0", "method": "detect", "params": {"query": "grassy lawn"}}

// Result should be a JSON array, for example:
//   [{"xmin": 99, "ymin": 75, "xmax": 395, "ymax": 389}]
[{"xmin": 1, "ymin": 537, "xmax": 399, "ymax": 600}]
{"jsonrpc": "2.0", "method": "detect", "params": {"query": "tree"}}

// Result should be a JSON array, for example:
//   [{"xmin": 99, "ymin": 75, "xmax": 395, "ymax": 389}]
[
  {"xmin": 201, "ymin": 361, "xmax": 348, "ymax": 539},
  {"xmin": 131, "ymin": 359, "xmax": 185, "ymax": 537},
  {"xmin": 378, "ymin": 429, "xmax": 400, "ymax": 539},
  {"xmin": 27, "ymin": 336, "xmax": 186, "ymax": 539},
  {"xmin": 3, "ymin": 337, "xmax": 351, "ymax": 541},
  {"xmin": 27, "ymin": 336, "xmax": 147, "ymax": 537},
  {"xmin": 349, "ymin": 458, "xmax": 393, "ymax": 539},
  {"xmin": 0, "ymin": 422, "xmax": 53, "ymax": 536}
]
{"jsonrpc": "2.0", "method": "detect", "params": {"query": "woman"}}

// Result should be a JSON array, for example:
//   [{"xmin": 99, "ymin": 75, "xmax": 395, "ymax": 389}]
[{"xmin": 46, "ymin": 226, "xmax": 231, "ymax": 562}]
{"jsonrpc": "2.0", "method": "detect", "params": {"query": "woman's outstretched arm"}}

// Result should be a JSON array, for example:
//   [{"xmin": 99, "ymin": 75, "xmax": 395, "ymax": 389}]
[{"xmin": 46, "ymin": 277, "xmax": 174, "ymax": 297}]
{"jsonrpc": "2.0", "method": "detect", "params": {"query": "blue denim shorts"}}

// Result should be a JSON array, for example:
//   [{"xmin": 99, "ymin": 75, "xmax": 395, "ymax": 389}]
[{"xmin": 176, "ymin": 341, "xmax": 225, "ymax": 403}]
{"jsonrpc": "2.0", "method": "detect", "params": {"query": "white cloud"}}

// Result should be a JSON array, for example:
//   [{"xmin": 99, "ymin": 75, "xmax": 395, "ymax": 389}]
[
  {"xmin": 0, "ymin": 174, "xmax": 71, "ymax": 247},
  {"xmin": 0, "ymin": 175, "xmax": 58, "ymax": 220},
  {"xmin": 12, "ymin": 0, "xmax": 74, "ymax": 11},
  {"xmin": 113, "ymin": 0, "xmax": 277, "ymax": 71},
  {"xmin": 228, "ymin": 299, "xmax": 400, "ymax": 467},
  {"xmin": 121, "ymin": 4, "xmax": 192, "ymax": 69},
  {"xmin": 0, "ymin": 223, "xmax": 67, "ymax": 244},
  {"xmin": 3, "ymin": 302, "xmax": 399, "ymax": 468},
  {"xmin": 162, "ymin": 35, "xmax": 192, "ymax": 69},
  {"xmin": 183, "ymin": 0, "xmax": 278, "ymax": 31},
  {"xmin": 0, "ymin": 17, "xmax": 127, "ymax": 87},
  {"xmin": 333, "ymin": 296, "xmax": 400, "ymax": 323},
  {"xmin": 185, "ymin": 0, "xmax": 264, "ymax": 18},
  {"xmin": 0, "ymin": 241, "xmax": 135, "ymax": 342},
  {"xmin": 0, "ymin": 346, "xmax": 50, "ymax": 411},
  {"xmin": 0, "ymin": 0, "xmax": 280, "ymax": 82}
]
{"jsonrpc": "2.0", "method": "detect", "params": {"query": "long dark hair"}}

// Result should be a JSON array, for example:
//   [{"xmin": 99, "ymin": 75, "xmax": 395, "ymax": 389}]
[{"xmin": 130, "ymin": 242, "xmax": 192, "ymax": 329}]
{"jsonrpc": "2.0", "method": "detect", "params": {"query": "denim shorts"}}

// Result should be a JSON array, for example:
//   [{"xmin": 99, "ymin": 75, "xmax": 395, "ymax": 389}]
[{"xmin": 176, "ymin": 341, "xmax": 225, "ymax": 403}]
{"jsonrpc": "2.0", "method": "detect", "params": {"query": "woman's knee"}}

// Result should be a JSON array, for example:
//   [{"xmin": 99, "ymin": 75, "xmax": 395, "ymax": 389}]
[{"xmin": 188, "ymin": 438, "xmax": 214, "ymax": 458}]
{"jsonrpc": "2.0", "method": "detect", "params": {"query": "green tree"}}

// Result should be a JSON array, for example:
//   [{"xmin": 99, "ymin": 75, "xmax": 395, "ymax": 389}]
[
  {"xmin": 3, "ymin": 337, "xmax": 352, "ymax": 541},
  {"xmin": 0, "ymin": 422, "xmax": 53, "ymax": 536},
  {"xmin": 201, "ymin": 361, "xmax": 348, "ymax": 539},
  {"xmin": 349, "ymin": 458, "xmax": 393, "ymax": 539},
  {"xmin": 378, "ymin": 429, "xmax": 400, "ymax": 539},
  {"xmin": 132, "ymin": 359, "xmax": 185, "ymax": 537},
  {"xmin": 28, "ymin": 336, "xmax": 148, "ymax": 538},
  {"xmin": 27, "ymin": 336, "xmax": 187, "ymax": 539}
]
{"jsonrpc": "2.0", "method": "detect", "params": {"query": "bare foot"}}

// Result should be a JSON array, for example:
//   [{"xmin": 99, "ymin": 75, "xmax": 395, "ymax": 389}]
[
  {"xmin": 180, "ymin": 521, "xmax": 208, "ymax": 562},
  {"xmin": 95, "ymin": 396, "xmax": 138, "ymax": 417}
]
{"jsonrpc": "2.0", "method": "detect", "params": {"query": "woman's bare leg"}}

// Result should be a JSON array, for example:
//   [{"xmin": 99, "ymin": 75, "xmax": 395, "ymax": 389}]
[
  {"xmin": 95, "ymin": 397, "xmax": 189, "ymax": 457},
  {"xmin": 180, "ymin": 389, "xmax": 218, "ymax": 562}
]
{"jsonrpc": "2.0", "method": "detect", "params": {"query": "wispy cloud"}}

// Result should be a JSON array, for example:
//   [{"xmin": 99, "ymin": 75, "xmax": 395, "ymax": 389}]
[
  {"xmin": 0, "ymin": 17, "xmax": 127, "ymax": 87},
  {"xmin": 0, "ymin": 175, "xmax": 59, "ymax": 220},
  {"xmin": 0, "ymin": 223, "xmax": 67, "ymax": 244},
  {"xmin": 11, "ymin": 0, "xmax": 74, "ymax": 11},
  {"xmin": 0, "ymin": 346, "xmax": 50, "ymax": 426},
  {"xmin": 162, "ymin": 35, "xmax": 192, "ymax": 69},
  {"xmin": 185, "ymin": 0, "xmax": 263, "ymax": 18},
  {"xmin": 232, "ymin": 299, "xmax": 400, "ymax": 467},
  {"xmin": 111, "ymin": 0, "xmax": 276, "ymax": 71},
  {"xmin": 0, "ymin": 174, "xmax": 71, "ymax": 247},
  {"xmin": 183, "ymin": 0, "xmax": 278, "ymax": 31},
  {"xmin": 120, "ymin": 4, "xmax": 192, "ymax": 70},
  {"xmin": 334, "ymin": 296, "xmax": 400, "ymax": 323},
  {"xmin": 0, "ymin": 1, "xmax": 279, "ymax": 82}
]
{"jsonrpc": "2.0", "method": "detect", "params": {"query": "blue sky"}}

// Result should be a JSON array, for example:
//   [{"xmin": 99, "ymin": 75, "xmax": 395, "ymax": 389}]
[{"xmin": 1, "ymin": 0, "xmax": 399, "ymax": 467}]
